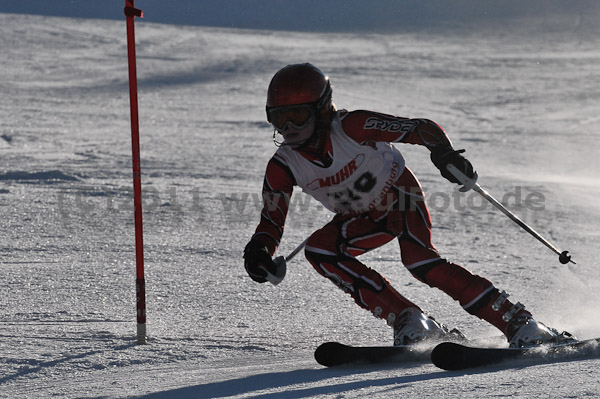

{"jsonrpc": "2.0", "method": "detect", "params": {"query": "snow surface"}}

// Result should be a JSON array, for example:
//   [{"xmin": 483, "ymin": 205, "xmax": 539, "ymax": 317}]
[{"xmin": 1, "ymin": 13, "xmax": 600, "ymax": 399}]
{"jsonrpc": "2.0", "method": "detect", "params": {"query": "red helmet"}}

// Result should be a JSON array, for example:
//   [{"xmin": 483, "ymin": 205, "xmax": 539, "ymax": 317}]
[{"xmin": 266, "ymin": 63, "xmax": 333, "ymax": 123}]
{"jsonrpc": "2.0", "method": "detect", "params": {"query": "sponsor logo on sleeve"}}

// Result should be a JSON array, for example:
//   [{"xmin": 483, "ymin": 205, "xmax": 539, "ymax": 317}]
[{"xmin": 363, "ymin": 117, "xmax": 417, "ymax": 134}]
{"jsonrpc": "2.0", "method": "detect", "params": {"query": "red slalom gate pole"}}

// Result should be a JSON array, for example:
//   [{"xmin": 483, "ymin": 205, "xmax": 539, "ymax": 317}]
[{"xmin": 124, "ymin": 0, "xmax": 147, "ymax": 345}]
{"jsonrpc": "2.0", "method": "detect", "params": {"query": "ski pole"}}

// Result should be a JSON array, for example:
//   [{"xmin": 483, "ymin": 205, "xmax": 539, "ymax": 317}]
[
  {"xmin": 263, "ymin": 237, "xmax": 309, "ymax": 285},
  {"xmin": 446, "ymin": 164, "xmax": 574, "ymax": 265}
]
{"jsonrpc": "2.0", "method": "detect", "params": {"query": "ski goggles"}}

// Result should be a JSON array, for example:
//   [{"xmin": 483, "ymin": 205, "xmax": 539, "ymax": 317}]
[{"xmin": 267, "ymin": 104, "xmax": 315, "ymax": 130}]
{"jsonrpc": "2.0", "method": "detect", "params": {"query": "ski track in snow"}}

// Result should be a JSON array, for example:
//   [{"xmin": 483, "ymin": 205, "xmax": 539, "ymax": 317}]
[{"xmin": 1, "ymin": 12, "xmax": 600, "ymax": 399}]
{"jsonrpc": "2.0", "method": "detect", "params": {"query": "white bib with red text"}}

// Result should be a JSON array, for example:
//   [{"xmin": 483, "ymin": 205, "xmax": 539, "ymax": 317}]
[{"xmin": 277, "ymin": 114, "xmax": 405, "ymax": 214}]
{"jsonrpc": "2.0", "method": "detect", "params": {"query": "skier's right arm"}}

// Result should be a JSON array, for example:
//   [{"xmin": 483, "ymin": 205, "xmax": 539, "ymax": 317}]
[{"xmin": 244, "ymin": 155, "xmax": 294, "ymax": 283}]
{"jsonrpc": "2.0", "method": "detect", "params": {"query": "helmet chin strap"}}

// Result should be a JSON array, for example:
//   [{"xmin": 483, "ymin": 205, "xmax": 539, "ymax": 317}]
[
  {"xmin": 273, "ymin": 128, "xmax": 319, "ymax": 149},
  {"xmin": 272, "ymin": 129, "xmax": 284, "ymax": 147},
  {"xmin": 272, "ymin": 129, "xmax": 308, "ymax": 147}
]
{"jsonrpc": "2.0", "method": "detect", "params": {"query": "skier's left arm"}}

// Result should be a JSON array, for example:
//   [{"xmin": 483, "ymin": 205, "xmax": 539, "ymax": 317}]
[
  {"xmin": 342, "ymin": 110, "xmax": 475, "ymax": 184},
  {"xmin": 398, "ymin": 116, "xmax": 477, "ymax": 185},
  {"xmin": 342, "ymin": 110, "xmax": 452, "ymax": 147}
]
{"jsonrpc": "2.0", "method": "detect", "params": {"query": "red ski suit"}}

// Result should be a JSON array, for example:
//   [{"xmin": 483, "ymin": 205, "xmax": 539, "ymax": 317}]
[{"xmin": 251, "ymin": 110, "xmax": 529, "ymax": 336}]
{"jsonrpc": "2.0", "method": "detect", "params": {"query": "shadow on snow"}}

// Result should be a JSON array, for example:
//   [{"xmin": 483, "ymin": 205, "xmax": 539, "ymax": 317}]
[{"xmin": 137, "ymin": 367, "xmax": 457, "ymax": 399}]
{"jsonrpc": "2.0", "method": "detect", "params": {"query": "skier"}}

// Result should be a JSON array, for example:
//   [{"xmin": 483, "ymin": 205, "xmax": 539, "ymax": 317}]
[{"xmin": 243, "ymin": 63, "xmax": 574, "ymax": 348}]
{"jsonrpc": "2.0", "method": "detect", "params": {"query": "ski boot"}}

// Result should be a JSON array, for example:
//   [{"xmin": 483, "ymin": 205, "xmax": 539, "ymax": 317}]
[
  {"xmin": 393, "ymin": 308, "xmax": 465, "ymax": 346},
  {"xmin": 507, "ymin": 316, "xmax": 577, "ymax": 348}
]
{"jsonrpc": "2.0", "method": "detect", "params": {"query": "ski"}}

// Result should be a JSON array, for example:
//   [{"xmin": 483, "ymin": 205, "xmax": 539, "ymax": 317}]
[
  {"xmin": 314, "ymin": 341, "xmax": 431, "ymax": 367},
  {"xmin": 431, "ymin": 337, "xmax": 600, "ymax": 371}
]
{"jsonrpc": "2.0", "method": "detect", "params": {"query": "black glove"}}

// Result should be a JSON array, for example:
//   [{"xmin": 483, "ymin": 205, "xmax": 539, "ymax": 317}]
[
  {"xmin": 243, "ymin": 240, "xmax": 277, "ymax": 283},
  {"xmin": 430, "ymin": 145, "xmax": 475, "ymax": 184}
]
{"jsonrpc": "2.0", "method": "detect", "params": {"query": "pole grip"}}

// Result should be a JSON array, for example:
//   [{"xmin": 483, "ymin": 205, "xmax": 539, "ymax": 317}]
[
  {"xmin": 263, "ymin": 238, "xmax": 309, "ymax": 285},
  {"xmin": 446, "ymin": 164, "xmax": 478, "ymax": 192},
  {"xmin": 264, "ymin": 257, "xmax": 287, "ymax": 285}
]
